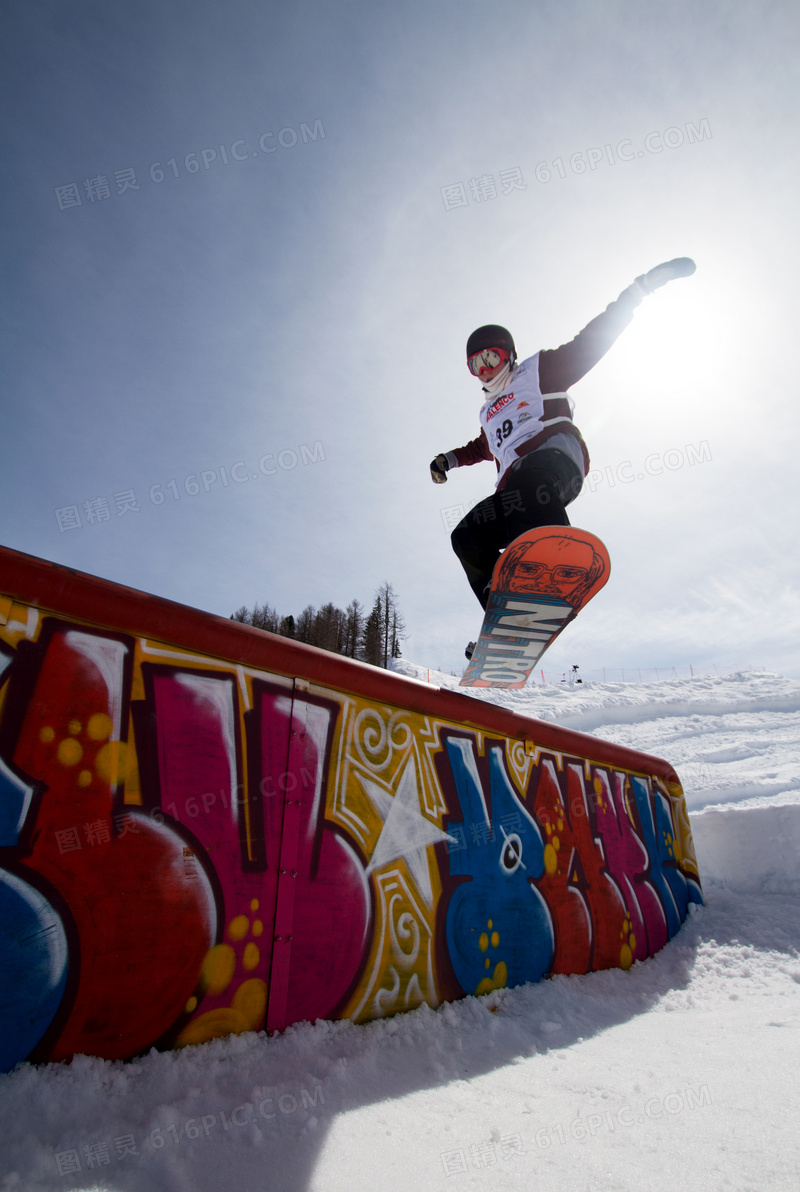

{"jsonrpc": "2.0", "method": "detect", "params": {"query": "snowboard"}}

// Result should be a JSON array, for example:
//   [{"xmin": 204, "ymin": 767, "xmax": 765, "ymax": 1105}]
[{"xmin": 460, "ymin": 527, "xmax": 611, "ymax": 689}]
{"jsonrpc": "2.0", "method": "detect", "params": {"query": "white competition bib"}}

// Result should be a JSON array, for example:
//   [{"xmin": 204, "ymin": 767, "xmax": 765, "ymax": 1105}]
[{"xmin": 478, "ymin": 354, "xmax": 547, "ymax": 481}]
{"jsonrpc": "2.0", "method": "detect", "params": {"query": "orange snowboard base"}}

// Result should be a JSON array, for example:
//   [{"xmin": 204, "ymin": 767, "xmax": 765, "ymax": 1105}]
[{"xmin": 460, "ymin": 527, "xmax": 611, "ymax": 689}]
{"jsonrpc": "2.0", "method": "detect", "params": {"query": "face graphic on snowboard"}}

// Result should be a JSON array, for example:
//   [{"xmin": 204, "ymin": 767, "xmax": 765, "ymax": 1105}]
[{"xmin": 498, "ymin": 535, "xmax": 603, "ymax": 607}]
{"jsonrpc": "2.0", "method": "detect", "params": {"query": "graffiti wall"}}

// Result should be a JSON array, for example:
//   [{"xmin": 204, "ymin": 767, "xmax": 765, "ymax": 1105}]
[{"xmin": 0, "ymin": 549, "xmax": 702, "ymax": 1073}]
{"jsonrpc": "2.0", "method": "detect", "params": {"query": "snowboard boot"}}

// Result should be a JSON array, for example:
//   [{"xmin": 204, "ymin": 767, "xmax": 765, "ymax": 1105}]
[{"xmin": 465, "ymin": 641, "xmax": 476, "ymax": 661}]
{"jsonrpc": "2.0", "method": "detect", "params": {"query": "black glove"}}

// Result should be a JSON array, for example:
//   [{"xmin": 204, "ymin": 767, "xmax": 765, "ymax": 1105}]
[
  {"xmin": 430, "ymin": 454, "xmax": 449, "ymax": 484},
  {"xmin": 636, "ymin": 257, "xmax": 696, "ymax": 295}
]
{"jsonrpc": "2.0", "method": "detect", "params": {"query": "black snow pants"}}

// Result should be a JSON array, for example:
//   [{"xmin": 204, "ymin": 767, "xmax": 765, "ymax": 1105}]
[{"xmin": 450, "ymin": 449, "xmax": 584, "ymax": 608}]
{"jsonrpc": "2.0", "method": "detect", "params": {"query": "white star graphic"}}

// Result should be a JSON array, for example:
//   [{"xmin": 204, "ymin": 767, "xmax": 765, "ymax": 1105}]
[{"xmin": 359, "ymin": 754, "xmax": 456, "ymax": 907}]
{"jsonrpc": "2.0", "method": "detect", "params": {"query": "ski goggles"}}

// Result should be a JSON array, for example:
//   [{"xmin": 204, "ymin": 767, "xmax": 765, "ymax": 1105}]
[{"xmin": 467, "ymin": 347, "xmax": 510, "ymax": 377}]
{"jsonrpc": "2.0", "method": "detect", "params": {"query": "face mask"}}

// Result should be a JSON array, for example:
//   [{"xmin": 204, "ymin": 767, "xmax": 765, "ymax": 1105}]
[{"xmin": 480, "ymin": 360, "xmax": 514, "ymax": 396}]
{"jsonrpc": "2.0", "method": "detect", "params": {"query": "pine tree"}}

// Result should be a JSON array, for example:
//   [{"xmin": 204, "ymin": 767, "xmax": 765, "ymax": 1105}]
[
  {"xmin": 229, "ymin": 586, "xmax": 406, "ymax": 666},
  {"xmin": 389, "ymin": 603, "xmax": 406, "ymax": 661},
  {"xmin": 360, "ymin": 598, "xmax": 383, "ymax": 667},
  {"xmin": 343, "ymin": 599, "xmax": 364, "ymax": 658},
  {"xmin": 313, "ymin": 603, "xmax": 346, "ymax": 653}
]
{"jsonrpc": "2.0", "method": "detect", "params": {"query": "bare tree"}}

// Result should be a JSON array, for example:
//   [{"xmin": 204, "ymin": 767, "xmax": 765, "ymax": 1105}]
[
  {"xmin": 343, "ymin": 599, "xmax": 364, "ymax": 658},
  {"xmin": 249, "ymin": 602, "xmax": 280, "ymax": 632},
  {"xmin": 376, "ymin": 582, "xmax": 407, "ymax": 668},
  {"xmin": 313, "ymin": 603, "xmax": 346, "ymax": 653},
  {"xmin": 294, "ymin": 604, "xmax": 316, "ymax": 644}
]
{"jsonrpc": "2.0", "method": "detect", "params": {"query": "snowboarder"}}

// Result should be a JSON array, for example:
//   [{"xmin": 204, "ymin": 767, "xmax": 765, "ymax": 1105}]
[{"xmin": 430, "ymin": 258, "xmax": 696, "ymax": 619}]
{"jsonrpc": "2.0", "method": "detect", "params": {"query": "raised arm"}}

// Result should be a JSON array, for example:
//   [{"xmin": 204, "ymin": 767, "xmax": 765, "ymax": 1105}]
[{"xmin": 538, "ymin": 258, "xmax": 695, "ymax": 393}]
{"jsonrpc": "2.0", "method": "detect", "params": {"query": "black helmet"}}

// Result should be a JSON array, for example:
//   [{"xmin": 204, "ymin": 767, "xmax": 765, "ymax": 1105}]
[{"xmin": 466, "ymin": 324, "xmax": 516, "ymax": 363}]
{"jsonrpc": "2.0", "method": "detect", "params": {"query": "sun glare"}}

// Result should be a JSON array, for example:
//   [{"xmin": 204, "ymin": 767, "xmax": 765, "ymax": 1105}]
[{"xmin": 605, "ymin": 259, "xmax": 765, "ymax": 427}]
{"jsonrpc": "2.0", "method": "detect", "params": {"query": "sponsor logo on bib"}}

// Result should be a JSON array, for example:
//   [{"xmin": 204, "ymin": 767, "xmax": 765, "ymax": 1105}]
[{"xmin": 486, "ymin": 393, "xmax": 515, "ymax": 420}]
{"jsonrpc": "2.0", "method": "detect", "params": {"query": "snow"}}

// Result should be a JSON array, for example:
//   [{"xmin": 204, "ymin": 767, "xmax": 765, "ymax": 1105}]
[{"xmin": 2, "ymin": 668, "xmax": 799, "ymax": 1191}]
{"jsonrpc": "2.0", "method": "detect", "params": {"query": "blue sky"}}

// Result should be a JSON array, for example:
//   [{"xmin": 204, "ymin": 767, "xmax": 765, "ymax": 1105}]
[{"xmin": 2, "ymin": 0, "xmax": 799, "ymax": 678}]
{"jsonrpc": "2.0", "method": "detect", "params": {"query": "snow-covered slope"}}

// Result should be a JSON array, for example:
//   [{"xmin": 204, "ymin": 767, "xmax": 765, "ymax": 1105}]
[
  {"xmin": 393, "ymin": 663, "xmax": 800, "ymax": 813},
  {"xmin": 2, "ymin": 670, "xmax": 798, "ymax": 1192}
]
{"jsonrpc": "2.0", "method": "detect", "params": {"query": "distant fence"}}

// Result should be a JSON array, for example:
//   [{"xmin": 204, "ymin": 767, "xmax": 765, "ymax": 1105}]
[
  {"xmin": 535, "ymin": 664, "xmax": 766, "ymax": 686},
  {"xmin": 426, "ymin": 664, "xmax": 766, "ymax": 686}
]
